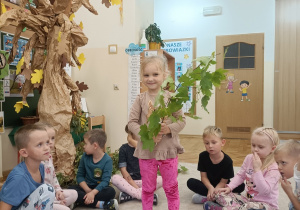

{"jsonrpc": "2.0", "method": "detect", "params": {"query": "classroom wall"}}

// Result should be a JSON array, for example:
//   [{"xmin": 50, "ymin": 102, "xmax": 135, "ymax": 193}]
[
  {"xmin": 154, "ymin": 0, "xmax": 275, "ymax": 135},
  {"xmin": 72, "ymin": 0, "xmax": 154, "ymax": 152}
]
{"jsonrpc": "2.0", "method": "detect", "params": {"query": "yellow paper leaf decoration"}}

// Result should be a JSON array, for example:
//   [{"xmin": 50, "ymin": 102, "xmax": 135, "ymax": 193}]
[
  {"xmin": 57, "ymin": 31, "xmax": 62, "ymax": 42},
  {"xmin": 111, "ymin": 0, "xmax": 122, "ymax": 5},
  {"xmin": 1, "ymin": 3, "xmax": 6, "ymax": 14},
  {"xmin": 69, "ymin": 13, "xmax": 75, "ymax": 21},
  {"xmin": 184, "ymin": 54, "xmax": 189, "ymax": 59},
  {"xmin": 16, "ymin": 57, "xmax": 24, "ymax": 75},
  {"xmin": 77, "ymin": 53, "xmax": 86, "ymax": 70},
  {"xmin": 31, "ymin": 69, "xmax": 43, "ymax": 84},
  {"xmin": 14, "ymin": 101, "xmax": 29, "ymax": 113},
  {"xmin": 79, "ymin": 21, "xmax": 83, "ymax": 30}
]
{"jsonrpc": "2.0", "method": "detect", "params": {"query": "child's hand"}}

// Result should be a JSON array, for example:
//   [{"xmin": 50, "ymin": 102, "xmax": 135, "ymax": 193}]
[
  {"xmin": 159, "ymin": 123, "xmax": 171, "ymax": 135},
  {"xmin": 154, "ymin": 134, "xmax": 162, "ymax": 143},
  {"xmin": 215, "ymin": 187, "xmax": 231, "ymax": 194},
  {"xmin": 207, "ymin": 188, "xmax": 216, "ymax": 201},
  {"xmin": 83, "ymin": 192, "xmax": 95, "ymax": 205},
  {"xmin": 56, "ymin": 191, "xmax": 66, "ymax": 205},
  {"xmin": 280, "ymin": 177, "xmax": 293, "ymax": 194},
  {"xmin": 252, "ymin": 152, "xmax": 262, "ymax": 172}
]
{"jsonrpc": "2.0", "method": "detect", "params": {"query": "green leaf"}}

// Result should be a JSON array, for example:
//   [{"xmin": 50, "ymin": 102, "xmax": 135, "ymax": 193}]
[
  {"xmin": 169, "ymin": 115, "xmax": 177, "ymax": 122},
  {"xmin": 201, "ymin": 95, "xmax": 210, "ymax": 112}
]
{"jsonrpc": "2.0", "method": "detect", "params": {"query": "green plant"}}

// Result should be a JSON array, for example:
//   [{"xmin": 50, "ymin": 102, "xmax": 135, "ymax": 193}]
[
  {"xmin": 145, "ymin": 23, "xmax": 165, "ymax": 47},
  {"xmin": 139, "ymin": 52, "xmax": 227, "ymax": 151},
  {"xmin": 70, "ymin": 110, "xmax": 89, "ymax": 135},
  {"xmin": 178, "ymin": 165, "xmax": 188, "ymax": 174},
  {"xmin": 106, "ymin": 147, "xmax": 120, "ymax": 175}
]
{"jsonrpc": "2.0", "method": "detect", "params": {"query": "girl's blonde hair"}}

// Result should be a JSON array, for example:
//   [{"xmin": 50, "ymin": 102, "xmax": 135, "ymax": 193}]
[
  {"xmin": 140, "ymin": 55, "xmax": 170, "ymax": 80},
  {"xmin": 252, "ymin": 127, "xmax": 280, "ymax": 171}
]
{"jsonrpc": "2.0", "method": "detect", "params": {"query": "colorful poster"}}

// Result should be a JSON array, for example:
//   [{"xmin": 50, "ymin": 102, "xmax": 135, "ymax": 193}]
[
  {"xmin": 162, "ymin": 38, "xmax": 196, "ymax": 114},
  {"xmin": 1, "ymin": 33, "xmax": 29, "ymax": 66},
  {"xmin": 8, "ymin": 69, "xmax": 33, "ymax": 97}
]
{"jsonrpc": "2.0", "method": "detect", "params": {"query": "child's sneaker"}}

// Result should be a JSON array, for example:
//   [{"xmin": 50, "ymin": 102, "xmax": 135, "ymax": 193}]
[
  {"xmin": 203, "ymin": 201, "xmax": 222, "ymax": 210},
  {"xmin": 103, "ymin": 199, "xmax": 118, "ymax": 210},
  {"xmin": 119, "ymin": 192, "xmax": 133, "ymax": 203},
  {"xmin": 153, "ymin": 193, "xmax": 158, "ymax": 205},
  {"xmin": 192, "ymin": 193, "xmax": 207, "ymax": 204}
]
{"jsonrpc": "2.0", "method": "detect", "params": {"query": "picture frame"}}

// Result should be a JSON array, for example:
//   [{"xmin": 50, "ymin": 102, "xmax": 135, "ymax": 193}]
[{"xmin": 162, "ymin": 38, "xmax": 197, "ymax": 114}]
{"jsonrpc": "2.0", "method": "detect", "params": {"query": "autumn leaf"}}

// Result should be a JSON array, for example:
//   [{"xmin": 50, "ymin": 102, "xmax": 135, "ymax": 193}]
[
  {"xmin": 111, "ymin": 0, "xmax": 122, "ymax": 5},
  {"xmin": 1, "ymin": 3, "xmax": 6, "ymax": 14},
  {"xmin": 31, "ymin": 69, "xmax": 43, "ymax": 84},
  {"xmin": 16, "ymin": 57, "xmax": 24, "ymax": 75},
  {"xmin": 57, "ymin": 31, "xmax": 62, "ymax": 42},
  {"xmin": 77, "ymin": 53, "xmax": 86, "ymax": 70},
  {"xmin": 69, "ymin": 13, "xmax": 75, "ymax": 21},
  {"xmin": 76, "ymin": 81, "xmax": 89, "ymax": 92},
  {"xmin": 102, "ymin": 0, "xmax": 111, "ymax": 8},
  {"xmin": 14, "ymin": 101, "xmax": 29, "ymax": 113},
  {"xmin": 79, "ymin": 21, "xmax": 83, "ymax": 30}
]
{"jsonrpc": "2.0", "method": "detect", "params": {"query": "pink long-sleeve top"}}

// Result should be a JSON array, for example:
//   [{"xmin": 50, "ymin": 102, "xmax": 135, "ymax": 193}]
[
  {"xmin": 228, "ymin": 154, "xmax": 280, "ymax": 209},
  {"xmin": 128, "ymin": 91, "xmax": 186, "ymax": 160}
]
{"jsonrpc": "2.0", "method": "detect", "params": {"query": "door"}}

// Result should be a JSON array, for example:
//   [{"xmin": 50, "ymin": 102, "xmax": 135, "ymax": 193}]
[{"xmin": 216, "ymin": 33, "xmax": 264, "ymax": 139}]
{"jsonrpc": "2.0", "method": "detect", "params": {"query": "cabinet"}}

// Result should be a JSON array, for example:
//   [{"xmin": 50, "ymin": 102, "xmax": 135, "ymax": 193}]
[
  {"xmin": 0, "ymin": 0, "xmax": 34, "ymax": 37},
  {"xmin": 140, "ymin": 49, "xmax": 175, "ymax": 93}
]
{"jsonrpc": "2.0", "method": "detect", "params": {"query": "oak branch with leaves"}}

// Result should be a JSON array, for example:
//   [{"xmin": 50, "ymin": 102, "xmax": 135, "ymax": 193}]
[{"xmin": 139, "ymin": 52, "xmax": 227, "ymax": 152}]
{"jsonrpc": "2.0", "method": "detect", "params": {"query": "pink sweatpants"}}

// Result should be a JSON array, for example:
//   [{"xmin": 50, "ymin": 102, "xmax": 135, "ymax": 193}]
[
  {"xmin": 139, "ymin": 157, "xmax": 179, "ymax": 210},
  {"xmin": 111, "ymin": 175, "xmax": 162, "ymax": 199},
  {"xmin": 53, "ymin": 189, "xmax": 78, "ymax": 210}
]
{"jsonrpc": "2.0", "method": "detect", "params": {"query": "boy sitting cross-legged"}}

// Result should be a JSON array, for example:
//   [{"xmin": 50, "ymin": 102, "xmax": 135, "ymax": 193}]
[
  {"xmin": 186, "ymin": 126, "xmax": 244, "ymax": 204},
  {"xmin": 0, "ymin": 124, "xmax": 55, "ymax": 210},
  {"xmin": 69, "ymin": 128, "xmax": 118, "ymax": 210}
]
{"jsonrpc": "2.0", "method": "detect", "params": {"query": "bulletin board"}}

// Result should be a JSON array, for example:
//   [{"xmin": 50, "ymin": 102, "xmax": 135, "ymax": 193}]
[{"xmin": 162, "ymin": 38, "xmax": 197, "ymax": 114}]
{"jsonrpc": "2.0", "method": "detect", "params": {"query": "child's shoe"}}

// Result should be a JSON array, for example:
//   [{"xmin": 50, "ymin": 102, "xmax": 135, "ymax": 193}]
[
  {"xmin": 192, "ymin": 193, "xmax": 207, "ymax": 204},
  {"xmin": 119, "ymin": 192, "xmax": 133, "ymax": 203},
  {"xmin": 153, "ymin": 193, "xmax": 158, "ymax": 205},
  {"xmin": 203, "ymin": 201, "xmax": 222, "ymax": 210},
  {"xmin": 103, "ymin": 199, "xmax": 118, "ymax": 210}
]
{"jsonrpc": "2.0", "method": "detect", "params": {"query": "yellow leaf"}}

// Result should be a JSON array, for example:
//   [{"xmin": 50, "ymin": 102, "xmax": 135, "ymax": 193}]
[
  {"xmin": 69, "ymin": 13, "xmax": 75, "ymax": 21},
  {"xmin": 1, "ymin": 3, "xmax": 6, "ymax": 14},
  {"xmin": 57, "ymin": 31, "xmax": 62, "ymax": 42},
  {"xmin": 16, "ymin": 57, "xmax": 24, "ymax": 75},
  {"xmin": 184, "ymin": 54, "xmax": 189, "ymax": 59},
  {"xmin": 14, "ymin": 101, "xmax": 29, "ymax": 113},
  {"xmin": 111, "ymin": 0, "xmax": 122, "ymax": 5},
  {"xmin": 78, "ymin": 53, "xmax": 85, "ymax": 64},
  {"xmin": 79, "ymin": 21, "xmax": 83, "ymax": 30},
  {"xmin": 31, "ymin": 69, "xmax": 43, "ymax": 84}
]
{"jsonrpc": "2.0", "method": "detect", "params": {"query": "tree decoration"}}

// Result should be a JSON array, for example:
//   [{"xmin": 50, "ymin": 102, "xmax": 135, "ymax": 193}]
[
  {"xmin": 14, "ymin": 101, "xmax": 29, "ymax": 113},
  {"xmin": 76, "ymin": 81, "xmax": 89, "ymax": 92},
  {"xmin": 139, "ymin": 52, "xmax": 227, "ymax": 151}
]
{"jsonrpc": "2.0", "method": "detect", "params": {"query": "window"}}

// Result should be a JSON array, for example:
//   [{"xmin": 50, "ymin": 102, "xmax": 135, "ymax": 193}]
[{"xmin": 224, "ymin": 42, "xmax": 255, "ymax": 69}]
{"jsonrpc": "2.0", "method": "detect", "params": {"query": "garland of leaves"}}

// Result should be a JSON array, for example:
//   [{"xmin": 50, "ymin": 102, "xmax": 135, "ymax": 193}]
[{"xmin": 139, "ymin": 52, "xmax": 227, "ymax": 151}]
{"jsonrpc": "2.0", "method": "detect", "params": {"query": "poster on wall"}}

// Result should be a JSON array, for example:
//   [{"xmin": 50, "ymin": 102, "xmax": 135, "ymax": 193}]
[
  {"xmin": 162, "ymin": 38, "xmax": 197, "ymax": 114},
  {"xmin": 8, "ymin": 69, "xmax": 33, "ymax": 97},
  {"xmin": 1, "ymin": 32, "xmax": 29, "ymax": 66}
]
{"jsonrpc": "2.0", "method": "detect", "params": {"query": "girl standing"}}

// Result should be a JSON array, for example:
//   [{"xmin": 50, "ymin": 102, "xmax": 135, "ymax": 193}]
[
  {"xmin": 40, "ymin": 122, "xmax": 78, "ymax": 210},
  {"xmin": 128, "ymin": 56, "xmax": 186, "ymax": 210},
  {"xmin": 204, "ymin": 127, "xmax": 281, "ymax": 210}
]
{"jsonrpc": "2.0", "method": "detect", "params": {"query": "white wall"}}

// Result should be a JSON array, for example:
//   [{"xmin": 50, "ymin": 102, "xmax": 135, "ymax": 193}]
[{"xmin": 154, "ymin": 0, "xmax": 275, "ymax": 134}]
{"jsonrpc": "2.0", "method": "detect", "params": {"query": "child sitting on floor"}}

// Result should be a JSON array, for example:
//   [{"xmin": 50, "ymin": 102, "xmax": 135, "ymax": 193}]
[
  {"xmin": 274, "ymin": 139, "xmax": 300, "ymax": 210},
  {"xmin": 69, "ymin": 129, "xmax": 118, "ymax": 209},
  {"xmin": 111, "ymin": 125, "xmax": 162, "ymax": 204},
  {"xmin": 0, "ymin": 124, "xmax": 55, "ymax": 210},
  {"xmin": 187, "ymin": 126, "xmax": 244, "ymax": 204},
  {"xmin": 204, "ymin": 127, "xmax": 281, "ymax": 210},
  {"xmin": 39, "ymin": 122, "xmax": 78, "ymax": 210}
]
